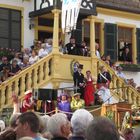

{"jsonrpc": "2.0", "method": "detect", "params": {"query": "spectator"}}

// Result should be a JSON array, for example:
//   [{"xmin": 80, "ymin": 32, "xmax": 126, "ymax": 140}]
[
  {"xmin": 29, "ymin": 50, "xmax": 39, "ymax": 65},
  {"xmin": 65, "ymin": 37, "xmax": 78, "ymax": 55},
  {"xmin": 70, "ymin": 109, "xmax": 93, "ymax": 140},
  {"xmin": 101, "ymin": 55, "xmax": 106, "ymax": 61},
  {"xmin": 116, "ymin": 66, "xmax": 127, "ymax": 83},
  {"xmin": 86, "ymin": 117, "xmax": 120, "ymax": 140},
  {"xmin": 20, "ymin": 57, "xmax": 30, "ymax": 70},
  {"xmin": 15, "ymin": 111, "xmax": 46, "ymax": 139},
  {"xmin": 95, "ymin": 43, "xmax": 101, "ymax": 59},
  {"xmin": 105, "ymin": 55, "xmax": 112, "ymax": 67},
  {"xmin": 71, "ymin": 93, "xmax": 85, "ymax": 111},
  {"xmin": 12, "ymin": 52, "xmax": 22, "ymax": 65},
  {"xmin": 45, "ymin": 38, "xmax": 53, "ymax": 54},
  {"xmin": 9, "ymin": 60, "xmax": 21, "ymax": 76},
  {"xmin": 0, "ymin": 56, "xmax": 11, "ymax": 72},
  {"xmin": 121, "ymin": 47, "xmax": 132, "ymax": 64},
  {"xmin": 38, "ymin": 43, "xmax": 48, "ymax": 58},
  {"xmin": 81, "ymin": 41, "xmax": 89, "ymax": 56},
  {"xmin": 47, "ymin": 113, "xmax": 71, "ymax": 140},
  {"xmin": 23, "ymin": 48, "xmax": 31, "ymax": 58},
  {"xmin": 1, "ymin": 66, "xmax": 11, "ymax": 82}
]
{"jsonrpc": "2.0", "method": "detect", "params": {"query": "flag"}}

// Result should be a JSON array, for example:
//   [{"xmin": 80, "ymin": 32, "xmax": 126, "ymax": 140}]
[{"xmin": 61, "ymin": 0, "xmax": 82, "ymax": 33}]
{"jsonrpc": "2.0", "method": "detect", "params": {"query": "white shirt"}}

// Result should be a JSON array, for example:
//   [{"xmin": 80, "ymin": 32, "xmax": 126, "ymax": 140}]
[
  {"xmin": 96, "ymin": 50, "xmax": 101, "ymax": 58},
  {"xmin": 29, "ymin": 56, "xmax": 39, "ymax": 65},
  {"xmin": 38, "ymin": 48, "xmax": 48, "ymax": 58}
]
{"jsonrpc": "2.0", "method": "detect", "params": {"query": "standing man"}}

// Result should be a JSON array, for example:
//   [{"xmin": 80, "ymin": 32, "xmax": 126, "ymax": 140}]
[
  {"xmin": 73, "ymin": 64, "xmax": 85, "ymax": 99},
  {"xmin": 65, "ymin": 37, "xmax": 77, "ymax": 55}
]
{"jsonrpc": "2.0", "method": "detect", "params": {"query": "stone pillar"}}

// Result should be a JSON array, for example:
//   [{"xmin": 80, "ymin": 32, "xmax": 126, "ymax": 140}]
[
  {"xmin": 132, "ymin": 28, "xmax": 137, "ymax": 64},
  {"xmin": 52, "ymin": 9, "xmax": 61, "ymax": 54}
]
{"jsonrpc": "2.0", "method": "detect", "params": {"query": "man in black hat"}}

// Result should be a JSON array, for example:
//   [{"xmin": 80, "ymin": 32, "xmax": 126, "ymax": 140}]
[{"xmin": 73, "ymin": 64, "xmax": 85, "ymax": 99}]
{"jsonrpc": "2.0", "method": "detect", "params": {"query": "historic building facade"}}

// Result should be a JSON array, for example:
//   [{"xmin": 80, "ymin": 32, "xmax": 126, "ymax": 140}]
[{"xmin": 0, "ymin": 0, "xmax": 140, "ymax": 64}]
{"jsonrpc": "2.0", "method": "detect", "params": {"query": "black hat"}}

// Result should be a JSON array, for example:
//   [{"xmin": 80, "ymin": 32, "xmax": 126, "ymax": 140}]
[{"xmin": 78, "ymin": 64, "xmax": 83, "ymax": 69}]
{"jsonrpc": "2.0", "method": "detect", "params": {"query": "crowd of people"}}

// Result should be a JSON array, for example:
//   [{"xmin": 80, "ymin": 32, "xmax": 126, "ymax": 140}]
[{"xmin": 0, "ymin": 94, "xmax": 140, "ymax": 140}]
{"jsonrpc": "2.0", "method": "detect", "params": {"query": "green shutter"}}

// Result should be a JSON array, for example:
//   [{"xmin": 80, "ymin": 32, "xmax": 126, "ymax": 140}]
[
  {"xmin": 104, "ymin": 23, "xmax": 117, "ymax": 62},
  {"xmin": 137, "ymin": 28, "xmax": 140, "ymax": 64}
]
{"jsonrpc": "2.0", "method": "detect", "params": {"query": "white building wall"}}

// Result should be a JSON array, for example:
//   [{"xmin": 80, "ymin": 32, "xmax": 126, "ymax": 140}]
[
  {"xmin": 0, "ymin": 0, "xmax": 35, "ymax": 48},
  {"xmin": 97, "ymin": 13, "xmax": 140, "ymax": 28}
]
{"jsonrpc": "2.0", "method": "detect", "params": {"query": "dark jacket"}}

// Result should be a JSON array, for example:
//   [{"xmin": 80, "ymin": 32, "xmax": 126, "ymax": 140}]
[{"xmin": 52, "ymin": 137, "xmax": 68, "ymax": 140}]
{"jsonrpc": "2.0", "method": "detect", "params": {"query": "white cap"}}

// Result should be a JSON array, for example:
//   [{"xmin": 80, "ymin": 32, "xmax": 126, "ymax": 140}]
[{"xmin": 24, "ymin": 90, "xmax": 32, "ymax": 95}]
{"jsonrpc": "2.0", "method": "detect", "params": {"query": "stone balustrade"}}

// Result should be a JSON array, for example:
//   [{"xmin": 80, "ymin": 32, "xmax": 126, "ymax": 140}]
[{"xmin": 97, "ymin": 59, "xmax": 140, "ymax": 106}]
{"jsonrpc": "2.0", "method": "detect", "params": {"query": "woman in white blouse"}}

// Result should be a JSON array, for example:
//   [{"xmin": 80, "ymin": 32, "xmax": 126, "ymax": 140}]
[{"xmin": 29, "ymin": 50, "xmax": 39, "ymax": 65}]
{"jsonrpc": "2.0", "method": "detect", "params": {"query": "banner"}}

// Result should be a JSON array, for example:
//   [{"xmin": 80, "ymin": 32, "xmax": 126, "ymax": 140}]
[{"xmin": 61, "ymin": 0, "xmax": 82, "ymax": 33}]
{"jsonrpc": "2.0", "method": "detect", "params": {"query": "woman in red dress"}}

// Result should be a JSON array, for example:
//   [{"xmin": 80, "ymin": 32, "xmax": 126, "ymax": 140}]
[{"xmin": 84, "ymin": 70, "xmax": 95, "ymax": 106}]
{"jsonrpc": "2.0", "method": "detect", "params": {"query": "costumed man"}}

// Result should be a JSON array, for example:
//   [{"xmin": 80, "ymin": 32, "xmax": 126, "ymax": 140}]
[
  {"xmin": 57, "ymin": 93, "xmax": 71, "ymax": 119},
  {"xmin": 21, "ymin": 90, "xmax": 35, "ymax": 113},
  {"xmin": 97, "ymin": 66, "xmax": 118, "ymax": 104},
  {"xmin": 71, "ymin": 93, "xmax": 85, "ymax": 111},
  {"xmin": 73, "ymin": 64, "xmax": 85, "ymax": 99}
]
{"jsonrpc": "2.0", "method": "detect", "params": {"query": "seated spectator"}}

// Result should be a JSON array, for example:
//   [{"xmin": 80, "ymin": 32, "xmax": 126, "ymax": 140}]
[
  {"xmin": 86, "ymin": 117, "xmax": 120, "ymax": 140},
  {"xmin": 1, "ymin": 66, "xmax": 11, "ymax": 82},
  {"xmin": 29, "ymin": 50, "xmax": 39, "ymax": 65},
  {"xmin": 45, "ymin": 38, "xmax": 53, "ymax": 54},
  {"xmin": 57, "ymin": 93, "xmax": 71, "ymax": 119},
  {"xmin": 47, "ymin": 113, "xmax": 71, "ymax": 140},
  {"xmin": 71, "ymin": 93, "xmax": 85, "ymax": 111},
  {"xmin": 101, "ymin": 55, "xmax": 106, "ymax": 61},
  {"xmin": 105, "ymin": 55, "xmax": 112, "ymax": 67},
  {"xmin": 69, "ymin": 109, "xmax": 93, "ymax": 140},
  {"xmin": 0, "ymin": 56, "xmax": 11, "ymax": 72},
  {"xmin": 95, "ymin": 43, "xmax": 101, "ymax": 59},
  {"xmin": 81, "ymin": 41, "xmax": 89, "ymax": 56},
  {"xmin": 137, "ymin": 86, "xmax": 140, "ymax": 92},
  {"xmin": 12, "ymin": 52, "xmax": 22, "ymax": 65},
  {"xmin": 23, "ymin": 48, "xmax": 31, "ymax": 58},
  {"xmin": 34, "ymin": 41, "xmax": 42, "ymax": 53},
  {"xmin": 9, "ymin": 60, "xmax": 21, "ymax": 76},
  {"xmin": 20, "ymin": 57, "xmax": 30, "ymax": 70},
  {"xmin": 121, "ymin": 47, "xmax": 132, "ymax": 64},
  {"xmin": 38, "ymin": 43, "xmax": 48, "ymax": 58},
  {"xmin": 116, "ymin": 66, "xmax": 127, "ymax": 82}
]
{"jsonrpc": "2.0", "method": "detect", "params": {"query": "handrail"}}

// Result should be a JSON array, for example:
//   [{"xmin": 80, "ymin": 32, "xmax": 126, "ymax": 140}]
[
  {"xmin": 0, "ymin": 53, "xmax": 53, "ymax": 110},
  {"xmin": 97, "ymin": 59, "xmax": 140, "ymax": 106}
]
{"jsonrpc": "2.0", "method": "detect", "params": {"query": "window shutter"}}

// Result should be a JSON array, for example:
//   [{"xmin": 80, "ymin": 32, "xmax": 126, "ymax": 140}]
[
  {"xmin": 0, "ymin": 8, "xmax": 21, "ymax": 51},
  {"xmin": 137, "ymin": 28, "xmax": 140, "ymax": 64},
  {"xmin": 104, "ymin": 23, "xmax": 117, "ymax": 62}
]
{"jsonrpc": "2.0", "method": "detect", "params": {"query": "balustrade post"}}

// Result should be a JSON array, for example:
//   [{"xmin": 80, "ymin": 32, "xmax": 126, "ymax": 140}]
[
  {"xmin": 128, "ymin": 89, "xmax": 132, "ymax": 104},
  {"xmin": 27, "ymin": 72, "xmax": 32, "ymax": 90},
  {"xmin": 33, "ymin": 68, "xmax": 38, "ymax": 88},
  {"xmin": 1, "ymin": 88, "xmax": 5, "ymax": 108},
  {"xmin": 39, "ymin": 64, "xmax": 44, "ymax": 84},
  {"xmin": 7, "ymin": 84, "xmax": 12, "ymax": 105},
  {"xmin": 137, "ymin": 96, "xmax": 140, "ymax": 106},
  {"xmin": 44, "ymin": 62, "xmax": 49, "ymax": 81},
  {"xmin": 133, "ymin": 94, "xmax": 137, "ymax": 105},
  {"xmin": 15, "ymin": 80, "xmax": 19, "ymax": 95},
  {"xmin": 20, "ymin": 76, "xmax": 26, "ymax": 96}
]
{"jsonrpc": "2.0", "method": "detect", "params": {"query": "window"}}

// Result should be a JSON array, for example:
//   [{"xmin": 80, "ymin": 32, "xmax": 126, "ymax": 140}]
[{"xmin": 0, "ymin": 8, "xmax": 21, "ymax": 51}]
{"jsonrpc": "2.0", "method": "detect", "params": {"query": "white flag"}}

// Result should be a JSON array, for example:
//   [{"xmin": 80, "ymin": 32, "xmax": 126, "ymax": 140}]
[{"xmin": 61, "ymin": 0, "xmax": 82, "ymax": 33}]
